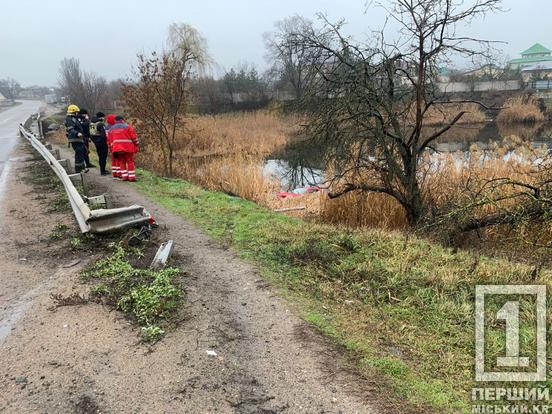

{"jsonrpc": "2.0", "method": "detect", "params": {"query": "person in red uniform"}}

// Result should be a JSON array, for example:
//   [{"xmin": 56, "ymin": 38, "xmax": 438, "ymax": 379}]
[
  {"xmin": 109, "ymin": 115, "xmax": 139, "ymax": 182},
  {"xmin": 105, "ymin": 114, "xmax": 120, "ymax": 179}
]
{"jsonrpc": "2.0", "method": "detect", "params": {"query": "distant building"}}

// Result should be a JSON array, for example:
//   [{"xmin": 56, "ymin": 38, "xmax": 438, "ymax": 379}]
[
  {"xmin": 462, "ymin": 64, "xmax": 503, "ymax": 79},
  {"xmin": 0, "ymin": 92, "xmax": 7, "ymax": 106},
  {"xmin": 437, "ymin": 67, "xmax": 454, "ymax": 82},
  {"xmin": 509, "ymin": 43, "xmax": 552, "ymax": 70},
  {"xmin": 521, "ymin": 61, "xmax": 552, "ymax": 82}
]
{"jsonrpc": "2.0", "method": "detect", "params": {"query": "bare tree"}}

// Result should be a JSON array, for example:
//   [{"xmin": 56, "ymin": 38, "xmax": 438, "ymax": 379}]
[
  {"xmin": 0, "ymin": 78, "xmax": 21, "ymax": 100},
  {"xmin": 58, "ymin": 58, "xmax": 84, "ymax": 102},
  {"xmin": 58, "ymin": 58, "xmax": 111, "ymax": 112},
  {"xmin": 292, "ymin": 0, "xmax": 503, "ymax": 226},
  {"xmin": 168, "ymin": 22, "xmax": 211, "ymax": 71},
  {"xmin": 122, "ymin": 23, "xmax": 209, "ymax": 176},
  {"xmin": 264, "ymin": 15, "xmax": 318, "ymax": 100}
]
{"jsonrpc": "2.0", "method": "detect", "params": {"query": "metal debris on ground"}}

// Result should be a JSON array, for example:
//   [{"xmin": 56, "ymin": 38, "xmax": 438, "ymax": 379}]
[
  {"xmin": 128, "ymin": 224, "xmax": 154, "ymax": 247},
  {"xmin": 273, "ymin": 206, "xmax": 306, "ymax": 213},
  {"xmin": 150, "ymin": 240, "xmax": 175, "ymax": 269}
]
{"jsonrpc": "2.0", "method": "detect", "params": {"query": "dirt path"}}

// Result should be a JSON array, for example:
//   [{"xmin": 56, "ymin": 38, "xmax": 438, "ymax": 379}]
[{"xmin": 0, "ymin": 141, "xmax": 380, "ymax": 413}]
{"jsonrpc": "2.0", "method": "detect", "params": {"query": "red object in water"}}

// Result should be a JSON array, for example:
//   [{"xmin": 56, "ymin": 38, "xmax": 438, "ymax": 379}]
[
  {"xmin": 277, "ymin": 186, "xmax": 321, "ymax": 199},
  {"xmin": 277, "ymin": 191, "xmax": 302, "ymax": 199}
]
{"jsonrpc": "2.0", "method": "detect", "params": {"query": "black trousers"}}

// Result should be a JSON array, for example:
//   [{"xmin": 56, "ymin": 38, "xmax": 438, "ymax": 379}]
[
  {"xmin": 71, "ymin": 142, "xmax": 87, "ymax": 173},
  {"xmin": 91, "ymin": 137, "xmax": 109, "ymax": 174},
  {"xmin": 84, "ymin": 140, "xmax": 92, "ymax": 167}
]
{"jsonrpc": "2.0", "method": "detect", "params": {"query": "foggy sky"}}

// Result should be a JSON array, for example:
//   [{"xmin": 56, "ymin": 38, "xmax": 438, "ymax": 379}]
[{"xmin": 0, "ymin": 0, "xmax": 549, "ymax": 87}]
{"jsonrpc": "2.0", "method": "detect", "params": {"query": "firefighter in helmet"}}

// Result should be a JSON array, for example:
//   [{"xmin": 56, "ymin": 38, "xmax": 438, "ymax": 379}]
[{"xmin": 64, "ymin": 104, "xmax": 88, "ymax": 173}]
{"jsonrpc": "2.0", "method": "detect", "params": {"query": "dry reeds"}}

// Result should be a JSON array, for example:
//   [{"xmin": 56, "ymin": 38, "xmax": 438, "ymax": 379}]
[
  {"xmin": 424, "ymin": 102, "xmax": 486, "ymax": 125},
  {"xmin": 175, "ymin": 111, "xmax": 298, "ymax": 158},
  {"xmin": 173, "ymin": 153, "xmax": 280, "ymax": 204},
  {"xmin": 497, "ymin": 95, "xmax": 545, "ymax": 124},
  {"xmin": 320, "ymin": 191, "xmax": 408, "ymax": 229}
]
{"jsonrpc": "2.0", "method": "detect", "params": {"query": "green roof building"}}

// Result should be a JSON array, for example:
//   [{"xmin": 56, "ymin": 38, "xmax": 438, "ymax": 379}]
[{"xmin": 509, "ymin": 43, "xmax": 552, "ymax": 69}]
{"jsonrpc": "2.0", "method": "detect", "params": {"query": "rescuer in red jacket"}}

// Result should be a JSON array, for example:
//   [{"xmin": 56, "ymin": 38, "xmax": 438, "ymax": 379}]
[
  {"xmin": 105, "ymin": 114, "xmax": 120, "ymax": 178},
  {"xmin": 109, "ymin": 115, "xmax": 139, "ymax": 181}
]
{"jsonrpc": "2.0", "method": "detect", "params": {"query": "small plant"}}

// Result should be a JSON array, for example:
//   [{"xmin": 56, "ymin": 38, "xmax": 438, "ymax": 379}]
[
  {"xmin": 48, "ymin": 192, "xmax": 70, "ymax": 212},
  {"xmin": 140, "ymin": 325, "xmax": 165, "ymax": 342},
  {"xmin": 50, "ymin": 292, "xmax": 88, "ymax": 307},
  {"xmin": 84, "ymin": 244, "xmax": 182, "ymax": 342},
  {"xmin": 49, "ymin": 223, "xmax": 70, "ymax": 239},
  {"xmin": 70, "ymin": 237, "xmax": 83, "ymax": 249}
]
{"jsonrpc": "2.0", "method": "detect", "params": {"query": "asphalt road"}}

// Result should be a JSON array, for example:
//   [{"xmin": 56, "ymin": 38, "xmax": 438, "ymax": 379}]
[{"xmin": 0, "ymin": 100, "xmax": 42, "ymax": 177}]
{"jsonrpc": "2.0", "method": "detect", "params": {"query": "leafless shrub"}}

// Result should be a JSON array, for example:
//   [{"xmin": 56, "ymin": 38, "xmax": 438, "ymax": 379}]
[{"xmin": 58, "ymin": 57, "xmax": 112, "ymax": 112}]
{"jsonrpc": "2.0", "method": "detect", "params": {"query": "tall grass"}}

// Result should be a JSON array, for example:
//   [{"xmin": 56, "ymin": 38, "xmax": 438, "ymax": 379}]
[
  {"xmin": 423, "ymin": 102, "xmax": 486, "ymax": 125},
  {"xmin": 497, "ymin": 95, "xmax": 545, "ymax": 124}
]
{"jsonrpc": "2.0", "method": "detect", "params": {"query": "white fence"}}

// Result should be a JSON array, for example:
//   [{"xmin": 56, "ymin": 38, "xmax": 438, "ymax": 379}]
[{"xmin": 437, "ymin": 80, "xmax": 522, "ymax": 93}]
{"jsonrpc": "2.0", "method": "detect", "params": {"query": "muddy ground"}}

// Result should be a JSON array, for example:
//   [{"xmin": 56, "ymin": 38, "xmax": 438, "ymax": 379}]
[{"xmin": 0, "ymin": 140, "xmax": 384, "ymax": 413}]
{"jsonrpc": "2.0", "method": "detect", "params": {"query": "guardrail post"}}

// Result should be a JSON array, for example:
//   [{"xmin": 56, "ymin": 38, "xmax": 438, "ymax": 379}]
[
  {"xmin": 68, "ymin": 172, "xmax": 84, "ymax": 184},
  {"xmin": 37, "ymin": 114, "xmax": 44, "ymax": 139},
  {"xmin": 86, "ymin": 195, "xmax": 108, "ymax": 209},
  {"xmin": 57, "ymin": 159, "xmax": 69, "ymax": 171}
]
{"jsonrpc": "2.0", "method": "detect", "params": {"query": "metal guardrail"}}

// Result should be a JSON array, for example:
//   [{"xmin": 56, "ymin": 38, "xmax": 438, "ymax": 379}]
[{"xmin": 19, "ymin": 116, "xmax": 152, "ymax": 233}]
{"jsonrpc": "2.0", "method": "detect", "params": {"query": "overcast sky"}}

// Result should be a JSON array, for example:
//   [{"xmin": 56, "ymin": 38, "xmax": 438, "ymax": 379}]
[{"xmin": 0, "ymin": 0, "xmax": 549, "ymax": 86}]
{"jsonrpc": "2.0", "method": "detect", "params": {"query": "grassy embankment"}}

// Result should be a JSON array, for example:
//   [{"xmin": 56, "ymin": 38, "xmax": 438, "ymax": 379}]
[{"xmin": 134, "ymin": 169, "xmax": 552, "ymax": 413}]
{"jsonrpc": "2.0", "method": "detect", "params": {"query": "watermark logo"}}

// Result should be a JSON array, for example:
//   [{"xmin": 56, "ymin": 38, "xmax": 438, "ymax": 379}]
[
  {"xmin": 472, "ymin": 285, "xmax": 548, "ymax": 413},
  {"xmin": 475, "ymin": 285, "xmax": 547, "ymax": 382}
]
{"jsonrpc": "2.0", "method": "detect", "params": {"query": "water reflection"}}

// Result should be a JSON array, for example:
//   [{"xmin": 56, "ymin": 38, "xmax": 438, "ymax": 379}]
[{"xmin": 265, "ymin": 138, "xmax": 326, "ymax": 190}]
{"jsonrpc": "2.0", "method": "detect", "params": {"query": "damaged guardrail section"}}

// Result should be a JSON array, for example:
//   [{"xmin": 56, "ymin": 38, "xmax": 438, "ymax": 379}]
[{"xmin": 19, "ymin": 115, "xmax": 152, "ymax": 234}]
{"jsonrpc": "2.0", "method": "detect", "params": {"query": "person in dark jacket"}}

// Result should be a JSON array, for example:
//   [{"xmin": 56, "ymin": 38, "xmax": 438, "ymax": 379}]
[
  {"xmin": 77, "ymin": 109, "xmax": 96, "ymax": 168},
  {"xmin": 89, "ymin": 112, "xmax": 110, "ymax": 175},
  {"xmin": 64, "ymin": 104, "xmax": 88, "ymax": 173}
]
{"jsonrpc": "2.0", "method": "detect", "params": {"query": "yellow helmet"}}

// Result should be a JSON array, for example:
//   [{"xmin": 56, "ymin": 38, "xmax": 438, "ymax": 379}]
[{"xmin": 67, "ymin": 104, "xmax": 80, "ymax": 114}]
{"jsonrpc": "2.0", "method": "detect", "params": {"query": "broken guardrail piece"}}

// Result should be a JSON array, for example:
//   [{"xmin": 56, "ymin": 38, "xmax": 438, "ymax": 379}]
[
  {"xmin": 19, "ymin": 117, "xmax": 152, "ymax": 234},
  {"xmin": 151, "ymin": 240, "xmax": 174, "ymax": 270}
]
